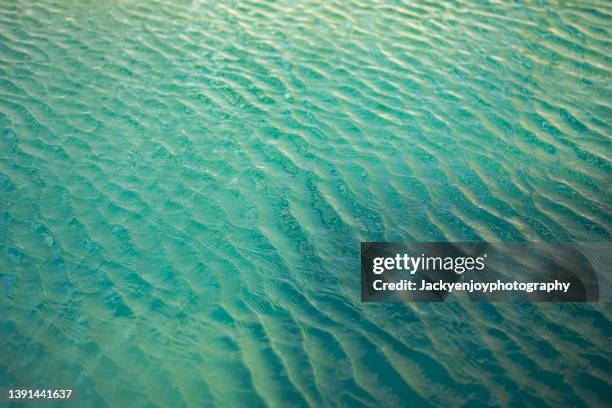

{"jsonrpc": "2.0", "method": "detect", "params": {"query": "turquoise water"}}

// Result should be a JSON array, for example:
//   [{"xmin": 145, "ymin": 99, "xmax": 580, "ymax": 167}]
[{"xmin": 0, "ymin": 0, "xmax": 611, "ymax": 406}]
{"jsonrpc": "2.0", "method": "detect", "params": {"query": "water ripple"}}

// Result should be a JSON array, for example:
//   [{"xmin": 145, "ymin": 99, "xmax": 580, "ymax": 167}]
[{"xmin": 1, "ymin": 0, "xmax": 611, "ymax": 407}]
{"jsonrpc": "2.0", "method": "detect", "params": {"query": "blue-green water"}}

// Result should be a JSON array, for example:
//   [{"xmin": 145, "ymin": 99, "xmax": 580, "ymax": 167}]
[{"xmin": 0, "ymin": 0, "xmax": 611, "ymax": 406}]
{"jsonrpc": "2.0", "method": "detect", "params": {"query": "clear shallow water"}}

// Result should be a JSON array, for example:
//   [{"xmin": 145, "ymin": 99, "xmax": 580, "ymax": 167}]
[{"xmin": 0, "ymin": 0, "xmax": 611, "ymax": 406}]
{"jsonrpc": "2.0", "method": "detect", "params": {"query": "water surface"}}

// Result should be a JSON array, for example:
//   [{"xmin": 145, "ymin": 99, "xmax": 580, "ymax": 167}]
[{"xmin": 0, "ymin": 0, "xmax": 611, "ymax": 406}]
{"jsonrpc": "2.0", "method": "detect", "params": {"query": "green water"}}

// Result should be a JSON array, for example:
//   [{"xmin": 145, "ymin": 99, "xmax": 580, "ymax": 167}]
[{"xmin": 0, "ymin": 0, "xmax": 611, "ymax": 406}]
